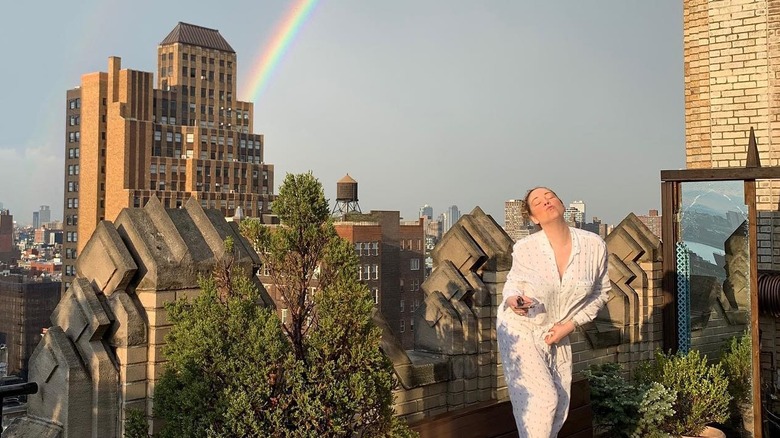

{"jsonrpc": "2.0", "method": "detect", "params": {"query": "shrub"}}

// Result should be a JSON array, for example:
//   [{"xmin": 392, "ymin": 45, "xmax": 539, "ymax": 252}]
[
  {"xmin": 638, "ymin": 350, "xmax": 731, "ymax": 436},
  {"xmin": 124, "ymin": 409, "xmax": 149, "ymax": 438},
  {"xmin": 583, "ymin": 362, "xmax": 673, "ymax": 438}
]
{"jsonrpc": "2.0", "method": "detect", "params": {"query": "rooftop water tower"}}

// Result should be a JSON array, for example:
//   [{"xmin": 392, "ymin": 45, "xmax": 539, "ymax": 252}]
[{"xmin": 332, "ymin": 174, "xmax": 361, "ymax": 215}]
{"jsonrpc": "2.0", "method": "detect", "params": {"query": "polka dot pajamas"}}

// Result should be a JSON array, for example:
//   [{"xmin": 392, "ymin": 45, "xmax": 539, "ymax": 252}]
[{"xmin": 497, "ymin": 228, "xmax": 610, "ymax": 437}]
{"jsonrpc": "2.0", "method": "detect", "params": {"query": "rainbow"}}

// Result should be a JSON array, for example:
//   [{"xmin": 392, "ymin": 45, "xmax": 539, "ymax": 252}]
[{"xmin": 241, "ymin": 0, "xmax": 321, "ymax": 103}]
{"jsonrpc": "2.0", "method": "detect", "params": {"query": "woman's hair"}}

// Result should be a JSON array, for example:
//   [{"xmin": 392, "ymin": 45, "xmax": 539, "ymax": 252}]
[{"xmin": 522, "ymin": 186, "xmax": 559, "ymax": 219}]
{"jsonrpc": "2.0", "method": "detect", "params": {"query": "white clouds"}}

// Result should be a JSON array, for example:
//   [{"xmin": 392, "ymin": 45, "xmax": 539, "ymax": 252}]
[{"xmin": 0, "ymin": 144, "xmax": 63, "ymax": 226}]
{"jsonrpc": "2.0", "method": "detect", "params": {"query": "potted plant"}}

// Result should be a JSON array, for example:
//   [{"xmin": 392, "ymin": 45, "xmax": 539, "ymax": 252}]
[
  {"xmin": 583, "ymin": 362, "xmax": 674, "ymax": 438},
  {"xmin": 719, "ymin": 332, "xmax": 753, "ymax": 436},
  {"xmin": 637, "ymin": 349, "xmax": 731, "ymax": 437}
]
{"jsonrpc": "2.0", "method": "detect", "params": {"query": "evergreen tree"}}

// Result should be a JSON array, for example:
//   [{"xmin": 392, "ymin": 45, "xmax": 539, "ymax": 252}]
[{"xmin": 154, "ymin": 172, "xmax": 415, "ymax": 437}]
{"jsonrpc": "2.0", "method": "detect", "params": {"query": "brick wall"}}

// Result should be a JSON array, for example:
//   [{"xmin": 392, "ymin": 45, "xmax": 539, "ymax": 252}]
[{"xmin": 684, "ymin": 0, "xmax": 780, "ymax": 404}]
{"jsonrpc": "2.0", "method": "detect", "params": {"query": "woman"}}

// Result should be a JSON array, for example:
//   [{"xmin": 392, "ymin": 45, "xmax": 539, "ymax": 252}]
[{"xmin": 496, "ymin": 187, "xmax": 610, "ymax": 437}]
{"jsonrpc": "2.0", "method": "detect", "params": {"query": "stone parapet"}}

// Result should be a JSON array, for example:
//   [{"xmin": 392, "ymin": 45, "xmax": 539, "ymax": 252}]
[
  {"xmin": 392, "ymin": 210, "xmax": 667, "ymax": 424},
  {"xmin": 2, "ymin": 197, "xmax": 260, "ymax": 438}
]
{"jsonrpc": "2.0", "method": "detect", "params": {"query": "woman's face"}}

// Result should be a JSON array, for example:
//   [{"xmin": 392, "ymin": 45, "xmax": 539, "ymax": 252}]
[{"xmin": 527, "ymin": 187, "xmax": 564, "ymax": 226}]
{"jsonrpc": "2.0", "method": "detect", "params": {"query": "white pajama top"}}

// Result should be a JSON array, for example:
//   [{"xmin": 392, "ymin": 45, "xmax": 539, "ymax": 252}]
[{"xmin": 496, "ymin": 227, "xmax": 610, "ymax": 437}]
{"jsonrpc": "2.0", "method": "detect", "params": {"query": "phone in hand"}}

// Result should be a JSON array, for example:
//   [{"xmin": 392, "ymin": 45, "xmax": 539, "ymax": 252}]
[{"xmin": 513, "ymin": 296, "xmax": 537, "ymax": 310}]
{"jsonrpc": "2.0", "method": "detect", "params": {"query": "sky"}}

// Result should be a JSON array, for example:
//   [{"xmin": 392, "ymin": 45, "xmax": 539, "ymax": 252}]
[{"xmin": 0, "ymin": 1, "xmax": 684, "ymax": 227}]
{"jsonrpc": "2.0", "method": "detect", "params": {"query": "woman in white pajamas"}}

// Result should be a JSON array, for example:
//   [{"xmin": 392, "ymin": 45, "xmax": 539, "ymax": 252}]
[{"xmin": 497, "ymin": 187, "xmax": 610, "ymax": 438}]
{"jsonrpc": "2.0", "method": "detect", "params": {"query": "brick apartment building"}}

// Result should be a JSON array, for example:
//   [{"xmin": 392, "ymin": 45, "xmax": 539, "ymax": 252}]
[
  {"xmin": 0, "ymin": 210, "xmax": 18, "ymax": 264},
  {"xmin": 334, "ymin": 212, "xmax": 425, "ymax": 349},
  {"xmin": 0, "ymin": 274, "xmax": 60, "ymax": 377},
  {"xmin": 62, "ymin": 22, "xmax": 275, "ymax": 291}
]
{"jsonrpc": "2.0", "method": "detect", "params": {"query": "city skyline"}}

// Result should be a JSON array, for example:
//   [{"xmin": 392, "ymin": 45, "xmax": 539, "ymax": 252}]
[{"xmin": 0, "ymin": 1, "xmax": 683, "ymax": 226}]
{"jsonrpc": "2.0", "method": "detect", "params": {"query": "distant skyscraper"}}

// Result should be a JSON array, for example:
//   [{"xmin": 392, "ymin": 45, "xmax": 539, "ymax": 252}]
[
  {"xmin": 504, "ymin": 199, "xmax": 529, "ymax": 241},
  {"xmin": 569, "ymin": 201, "xmax": 585, "ymax": 225},
  {"xmin": 39, "ymin": 205, "xmax": 51, "ymax": 225},
  {"xmin": 419, "ymin": 204, "xmax": 433, "ymax": 220},
  {"xmin": 62, "ymin": 22, "xmax": 276, "ymax": 291},
  {"xmin": 443, "ymin": 205, "xmax": 460, "ymax": 233},
  {"xmin": 32, "ymin": 212, "xmax": 40, "ymax": 230}
]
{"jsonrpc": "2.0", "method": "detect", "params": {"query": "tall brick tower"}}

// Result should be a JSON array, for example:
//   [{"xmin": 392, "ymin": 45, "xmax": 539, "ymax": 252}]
[
  {"xmin": 684, "ymin": 1, "xmax": 780, "ymax": 416},
  {"xmin": 684, "ymin": 1, "xmax": 780, "ymax": 264},
  {"xmin": 62, "ymin": 23, "xmax": 275, "ymax": 291}
]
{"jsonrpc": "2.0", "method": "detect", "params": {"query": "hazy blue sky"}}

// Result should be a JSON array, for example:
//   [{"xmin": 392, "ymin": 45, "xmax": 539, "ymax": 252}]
[{"xmin": 0, "ymin": 1, "xmax": 683, "ymax": 226}]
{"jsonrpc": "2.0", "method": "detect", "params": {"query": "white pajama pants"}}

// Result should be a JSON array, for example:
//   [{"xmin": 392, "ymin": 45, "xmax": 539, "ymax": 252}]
[{"xmin": 497, "ymin": 322, "xmax": 572, "ymax": 438}]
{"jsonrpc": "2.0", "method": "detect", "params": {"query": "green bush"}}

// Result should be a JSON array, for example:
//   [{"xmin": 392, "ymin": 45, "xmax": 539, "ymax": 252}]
[
  {"xmin": 583, "ymin": 363, "xmax": 673, "ymax": 438},
  {"xmin": 124, "ymin": 409, "xmax": 149, "ymax": 438},
  {"xmin": 720, "ymin": 333, "xmax": 752, "ymax": 407},
  {"xmin": 638, "ymin": 350, "xmax": 731, "ymax": 436},
  {"xmin": 720, "ymin": 332, "xmax": 753, "ymax": 432}
]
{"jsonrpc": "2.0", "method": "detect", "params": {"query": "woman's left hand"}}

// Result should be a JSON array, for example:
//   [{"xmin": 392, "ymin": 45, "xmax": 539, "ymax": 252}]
[{"xmin": 544, "ymin": 321, "xmax": 575, "ymax": 345}]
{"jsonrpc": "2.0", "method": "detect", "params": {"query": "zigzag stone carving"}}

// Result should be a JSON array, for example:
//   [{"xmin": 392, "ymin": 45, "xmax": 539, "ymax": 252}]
[
  {"xmin": 584, "ymin": 213, "xmax": 661, "ymax": 349},
  {"xmin": 387, "ymin": 206, "xmax": 513, "ymax": 419},
  {"xmin": 3, "ymin": 197, "xmax": 262, "ymax": 438}
]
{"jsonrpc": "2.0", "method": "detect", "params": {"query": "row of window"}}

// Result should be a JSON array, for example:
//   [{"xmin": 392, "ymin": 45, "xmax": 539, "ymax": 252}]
[
  {"xmin": 160, "ymin": 51, "xmax": 233, "ymax": 68},
  {"xmin": 355, "ymin": 242, "xmax": 379, "ymax": 256},
  {"xmin": 68, "ymin": 131, "xmax": 80, "ymax": 143},
  {"xmin": 66, "ymin": 198, "xmax": 79, "ymax": 209},
  {"xmin": 65, "ymin": 215, "xmax": 78, "ymax": 226},
  {"xmin": 67, "ymin": 181, "xmax": 79, "ymax": 192},
  {"xmin": 400, "ymin": 239, "xmax": 424, "ymax": 251},
  {"xmin": 358, "ymin": 264, "xmax": 380, "ymax": 281},
  {"xmin": 65, "ymin": 231, "xmax": 78, "ymax": 242},
  {"xmin": 178, "ymin": 67, "xmax": 233, "ymax": 84},
  {"xmin": 182, "ymin": 53, "xmax": 232, "ymax": 68},
  {"xmin": 64, "ymin": 265, "xmax": 75, "ymax": 276},
  {"xmin": 196, "ymin": 165, "xmax": 267, "ymax": 179},
  {"xmin": 154, "ymin": 131, "xmax": 184, "ymax": 143},
  {"xmin": 68, "ymin": 98, "xmax": 81, "ymax": 109},
  {"xmin": 64, "ymin": 248, "xmax": 78, "ymax": 259},
  {"xmin": 67, "ymin": 164, "xmax": 80, "ymax": 176},
  {"xmin": 68, "ymin": 148, "xmax": 80, "ymax": 159},
  {"xmin": 399, "ymin": 299, "xmax": 421, "ymax": 313},
  {"xmin": 69, "ymin": 115, "xmax": 80, "ymax": 126},
  {"xmin": 399, "ymin": 319, "xmax": 414, "ymax": 333},
  {"xmin": 401, "ymin": 278, "xmax": 421, "ymax": 292}
]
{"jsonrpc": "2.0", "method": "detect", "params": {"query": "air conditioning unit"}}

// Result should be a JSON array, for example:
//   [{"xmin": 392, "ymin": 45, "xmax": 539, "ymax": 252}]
[{"xmin": 229, "ymin": 190, "xmax": 235, "ymax": 194}]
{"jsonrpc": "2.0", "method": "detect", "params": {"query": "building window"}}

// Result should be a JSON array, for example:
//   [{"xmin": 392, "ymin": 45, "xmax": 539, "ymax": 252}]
[
  {"xmin": 372, "ymin": 264, "xmax": 379, "ymax": 280},
  {"xmin": 410, "ymin": 320, "xmax": 414, "ymax": 331},
  {"xmin": 400, "ymin": 300, "xmax": 404, "ymax": 312},
  {"xmin": 372, "ymin": 242, "xmax": 379, "ymax": 256},
  {"xmin": 410, "ymin": 259, "xmax": 420, "ymax": 271},
  {"xmin": 372, "ymin": 287, "xmax": 379, "ymax": 305},
  {"xmin": 400, "ymin": 240, "xmax": 404, "ymax": 251},
  {"xmin": 355, "ymin": 242, "xmax": 361, "ymax": 255},
  {"xmin": 282, "ymin": 308, "xmax": 288, "ymax": 324},
  {"xmin": 400, "ymin": 320, "xmax": 405, "ymax": 333}
]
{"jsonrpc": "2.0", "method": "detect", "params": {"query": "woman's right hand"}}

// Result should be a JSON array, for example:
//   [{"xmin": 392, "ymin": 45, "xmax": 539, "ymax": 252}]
[{"xmin": 509, "ymin": 295, "xmax": 535, "ymax": 316}]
